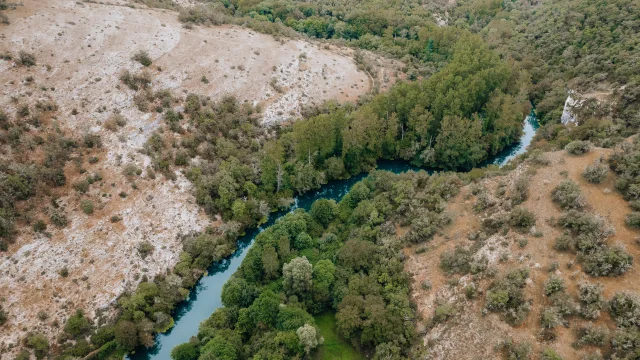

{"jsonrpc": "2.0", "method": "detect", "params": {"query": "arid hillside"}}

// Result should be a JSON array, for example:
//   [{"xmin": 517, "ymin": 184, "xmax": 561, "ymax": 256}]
[
  {"xmin": 0, "ymin": 0, "xmax": 393, "ymax": 352},
  {"xmin": 406, "ymin": 146, "xmax": 640, "ymax": 359}
]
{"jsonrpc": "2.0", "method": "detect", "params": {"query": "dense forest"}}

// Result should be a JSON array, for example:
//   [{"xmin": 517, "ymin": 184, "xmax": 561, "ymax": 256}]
[{"xmin": 174, "ymin": 171, "xmax": 461, "ymax": 359}]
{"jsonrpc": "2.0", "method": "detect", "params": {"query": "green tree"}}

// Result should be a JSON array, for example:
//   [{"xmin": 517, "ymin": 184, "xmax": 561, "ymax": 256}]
[
  {"xmin": 221, "ymin": 277, "xmax": 257, "ymax": 308},
  {"xmin": 262, "ymin": 245, "xmax": 279, "ymax": 279},
  {"xmin": 171, "ymin": 343, "xmax": 198, "ymax": 360},
  {"xmin": 434, "ymin": 115, "xmax": 486, "ymax": 169},
  {"xmin": 310, "ymin": 199, "xmax": 337, "ymax": 226},
  {"xmin": 64, "ymin": 309, "xmax": 91, "ymax": 337},
  {"xmin": 114, "ymin": 320, "xmax": 139, "ymax": 351},
  {"xmin": 296, "ymin": 323, "xmax": 323, "ymax": 354},
  {"xmin": 283, "ymin": 256, "xmax": 313, "ymax": 297}
]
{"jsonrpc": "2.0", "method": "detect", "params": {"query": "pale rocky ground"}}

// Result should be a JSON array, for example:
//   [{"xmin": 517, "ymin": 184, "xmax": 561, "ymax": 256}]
[
  {"xmin": 405, "ymin": 147, "xmax": 640, "ymax": 359},
  {"xmin": 0, "ymin": 0, "xmax": 390, "ymax": 353}
]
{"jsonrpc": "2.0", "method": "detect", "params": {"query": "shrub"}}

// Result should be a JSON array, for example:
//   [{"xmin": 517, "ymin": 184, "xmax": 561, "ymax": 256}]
[
  {"xmin": 49, "ymin": 209, "xmax": 69, "ymax": 227},
  {"xmin": 120, "ymin": 70, "xmax": 152, "ymax": 90},
  {"xmin": 528, "ymin": 149, "xmax": 551, "ymax": 166},
  {"xmin": 578, "ymin": 282, "xmax": 604, "ymax": 319},
  {"xmin": 549, "ymin": 292, "xmax": 577, "ymax": 317},
  {"xmin": 26, "ymin": 333, "xmax": 49, "ymax": 359},
  {"xmin": 608, "ymin": 292, "xmax": 640, "ymax": 328},
  {"xmin": 0, "ymin": 305, "xmax": 7, "ymax": 325},
  {"xmin": 496, "ymin": 338, "xmax": 531, "ymax": 360},
  {"xmin": 565, "ymin": 140, "xmax": 591, "ymax": 155},
  {"xmin": 580, "ymin": 245, "xmax": 632, "ymax": 277},
  {"xmin": 123, "ymin": 164, "xmax": 142, "ymax": 178},
  {"xmin": 540, "ymin": 308, "xmax": 562, "ymax": 329},
  {"xmin": 104, "ymin": 114, "xmax": 127, "ymax": 131},
  {"xmin": 81, "ymin": 200, "xmax": 94, "ymax": 215},
  {"xmin": 73, "ymin": 179, "xmax": 90, "ymax": 193},
  {"xmin": 610, "ymin": 329, "xmax": 640, "ymax": 359},
  {"xmin": 33, "ymin": 220, "xmax": 46, "ymax": 233},
  {"xmin": 583, "ymin": 161, "xmax": 608, "ymax": 183},
  {"xmin": 439, "ymin": 246, "xmax": 472, "ymax": 274},
  {"xmin": 511, "ymin": 176, "xmax": 530, "ymax": 205},
  {"xmin": 475, "ymin": 190, "xmax": 498, "ymax": 211},
  {"xmin": 433, "ymin": 303, "xmax": 456, "ymax": 323},
  {"xmin": 557, "ymin": 211, "xmax": 609, "ymax": 240},
  {"xmin": 554, "ymin": 234, "xmax": 573, "ymax": 251},
  {"xmin": 551, "ymin": 180, "xmax": 586, "ymax": 209},
  {"xmin": 64, "ymin": 309, "xmax": 91, "ymax": 337},
  {"xmin": 37, "ymin": 311, "xmax": 48, "ymax": 321},
  {"xmin": 18, "ymin": 50, "xmax": 36, "ymax": 67},
  {"xmin": 544, "ymin": 276, "xmax": 565, "ymax": 296},
  {"xmin": 485, "ymin": 269, "xmax": 530, "ymax": 324},
  {"xmin": 137, "ymin": 240, "xmax": 155, "ymax": 259},
  {"xmin": 540, "ymin": 347, "xmax": 563, "ymax": 360},
  {"xmin": 575, "ymin": 325, "xmax": 608, "ymax": 347},
  {"xmin": 625, "ymin": 212, "xmax": 640, "ymax": 228},
  {"xmin": 60, "ymin": 267, "xmax": 69, "ymax": 277},
  {"xmin": 509, "ymin": 207, "xmax": 536, "ymax": 229},
  {"xmin": 132, "ymin": 50, "xmax": 152, "ymax": 67}
]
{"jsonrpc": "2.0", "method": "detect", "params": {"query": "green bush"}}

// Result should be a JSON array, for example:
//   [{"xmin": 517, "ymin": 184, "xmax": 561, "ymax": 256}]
[
  {"xmin": 625, "ymin": 212, "xmax": 640, "ymax": 228},
  {"xmin": 608, "ymin": 292, "xmax": 640, "ymax": 328},
  {"xmin": 26, "ymin": 333, "xmax": 49, "ymax": 359},
  {"xmin": 551, "ymin": 180, "xmax": 586, "ymax": 209},
  {"xmin": 64, "ymin": 309, "xmax": 91, "ymax": 338},
  {"xmin": 73, "ymin": 179, "xmax": 90, "ymax": 193},
  {"xmin": 511, "ymin": 176, "xmax": 530, "ymax": 205},
  {"xmin": 439, "ymin": 246, "xmax": 472, "ymax": 274},
  {"xmin": 580, "ymin": 245, "xmax": 632, "ymax": 277},
  {"xmin": 583, "ymin": 161, "xmax": 608, "ymax": 183},
  {"xmin": 540, "ymin": 308, "xmax": 562, "ymax": 329},
  {"xmin": 575, "ymin": 325, "xmax": 608, "ymax": 347},
  {"xmin": 578, "ymin": 282, "xmax": 604, "ymax": 319},
  {"xmin": 81, "ymin": 199, "xmax": 94, "ymax": 215},
  {"xmin": 18, "ymin": 50, "xmax": 36, "ymax": 67},
  {"xmin": 15, "ymin": 350, "xmax": 30, "ymax": 360},
  {"xmin": 120, "ymin": 70, "xmax": 152, "ymax": 91},
  {"xmin": 137, "ymin": 240, "xmax": 155, "ymax": 259},
  {"xmin": 433, "ymin": 303, "xmax": 456, "ymax": 323},
  {"xmin": 0, "ymin": 305, "xmax": 7, "ymax": 325},
  {"xmin": 509, "ymin": 207, "xmax": 536, "ymax": 229},
  {"xmin": 496, "ymin": 338, "xmax": 531, "ymax": 360},
  {"xmin": 32, "ymin": 220, "xmax": 46, "ymax": 233},
  {"xmin": 611, "ymin": 329, "xmax": 640, "ymax": 359},
  {"xmin": 544, "ymin": 276, "xmax": 565, "ymax": 296},
  {"xmin": 49, "ymin": 208, "xmax": 68, "ymax": 227},
  {"xmin": 540, "ymin": 347, "xmax": 563, "ymax": 360},
  {"xmin": 132, "ymin": 50, "xmax": 152, "ymax": 67},
  {"xmin": 485, "ymin": 269, "xmax": 530, "ymax": 325},
  {"xmin": 565, "ymin": 140, "xmax": 591, "ymax": 155}
]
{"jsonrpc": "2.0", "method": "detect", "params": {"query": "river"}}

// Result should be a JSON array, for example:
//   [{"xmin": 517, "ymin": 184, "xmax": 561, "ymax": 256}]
[{"xmin": 130, "ymin": 113, "xmax": 538, "ymax": 359}]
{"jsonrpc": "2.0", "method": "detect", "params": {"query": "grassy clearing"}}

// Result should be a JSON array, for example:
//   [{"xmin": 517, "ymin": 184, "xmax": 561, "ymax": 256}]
[{"xmin": 313, "ymin": 313, "xmax": 365, "ymax": 360}]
